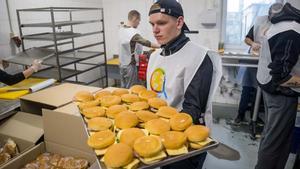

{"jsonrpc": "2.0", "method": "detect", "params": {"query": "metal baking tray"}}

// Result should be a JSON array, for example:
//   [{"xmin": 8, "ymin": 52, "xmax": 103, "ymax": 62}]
[
  {"xmin": 98, "ymin": 140, "xmax": 218, "ymax": 169},
  {"xmin": 75, "ymin": 92, "xmax": 219, "ymax": 169},
  {"xmin": 3, "ymin": 47, "xmax": 55, "ymax": 66}
]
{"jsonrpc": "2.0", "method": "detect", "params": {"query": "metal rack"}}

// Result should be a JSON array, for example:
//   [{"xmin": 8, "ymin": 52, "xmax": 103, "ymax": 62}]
[{"xmin": 15, "ymin": 7, "xmax": 108, "ymax": 86}]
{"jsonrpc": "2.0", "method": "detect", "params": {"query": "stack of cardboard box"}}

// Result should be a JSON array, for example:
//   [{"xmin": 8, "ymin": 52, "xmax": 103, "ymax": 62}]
[{"xmin": 1, "ymin": 83, "xmax": 101, "ymax": 169}]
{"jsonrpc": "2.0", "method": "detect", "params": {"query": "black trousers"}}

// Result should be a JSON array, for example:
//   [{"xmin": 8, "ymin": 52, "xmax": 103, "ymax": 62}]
[
  {"xmin": 237, "ymin": 86, "xmax": 257, "ymax": 119},
  {"xmin": 162, "ymin": 152, "xmax": 207, "ymax": 169},
  {"xmin": 255, "ymin": 91, "xmax": 298, "ymax": 169}
]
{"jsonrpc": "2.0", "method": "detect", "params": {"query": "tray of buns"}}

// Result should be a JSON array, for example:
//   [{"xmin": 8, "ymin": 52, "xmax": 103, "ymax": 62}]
[{"xmin": 73, "ymin": 85, "xmax": 219, "ymax": 169}]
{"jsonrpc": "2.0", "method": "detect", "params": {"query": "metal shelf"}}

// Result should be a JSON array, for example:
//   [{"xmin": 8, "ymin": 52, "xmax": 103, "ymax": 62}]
[
  {"xmin": 21, "ymin": 20, "xmax": 102, "ymax": 27},
  {"xmin": 17, "ymin": 7, "xmax": 102, "ymax": 12},
  {"xmin": 17, "ymin": 7, "xmax": 108, "ymax": 86},
  {"xmin": 22, "ymin": 31, "xmax": 81, "ymax": 41},
  {"xmin": 32, "ymin": 67, "xmax": 82, "ymax": 80},
  {"xmin": 22, "ymin": 31, "xmax": 103, "ymax": 41},
  {"xmin": 43, "ymin": 51, "xmax": 105, "ymax": 67}
]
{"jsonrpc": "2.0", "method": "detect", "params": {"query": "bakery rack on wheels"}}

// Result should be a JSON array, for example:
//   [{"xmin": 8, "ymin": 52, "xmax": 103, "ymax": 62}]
[{"xmin": 13, "ymin": 7, "xmax": 108, "ymax": 87}]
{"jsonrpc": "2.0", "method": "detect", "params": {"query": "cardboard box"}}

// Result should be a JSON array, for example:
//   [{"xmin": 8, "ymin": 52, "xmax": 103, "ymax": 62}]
[
  {"xmin": 0, "ymin": 112, "xmax": 43, "ymax": 167},
  {"xmin": 20, "ymin": 83, "xmax": 101, "ymax": 115},
  {"xmin": 2, "ymin": 108, "xmax": 99, "ymax": 169}
]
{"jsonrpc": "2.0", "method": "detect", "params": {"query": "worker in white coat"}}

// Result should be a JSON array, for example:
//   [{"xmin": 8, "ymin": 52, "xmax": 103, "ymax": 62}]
[
  {"xmin": 118, "ymin": 10, "xmax": 160, "ymax": 88},
  {"xmin": 147, "ymin": 0, "xmax": 222, "ymax": 168},
  {"xmin": 256, "ymin": 0, "xmax": 300, "ymax": 168}
]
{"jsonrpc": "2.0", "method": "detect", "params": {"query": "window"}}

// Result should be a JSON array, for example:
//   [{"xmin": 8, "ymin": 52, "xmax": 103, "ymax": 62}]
[{"xmin": 223, "ymin": 0, "xmax": 276, "ymax": 49}]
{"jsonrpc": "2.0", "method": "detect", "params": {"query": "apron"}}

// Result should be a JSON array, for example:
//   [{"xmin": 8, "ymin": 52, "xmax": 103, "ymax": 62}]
[
  {"xmin": 147, "ymin": 41, "xmax": 222, "ymax": 128},
  {"xmin": 257, "ymin": 21, "xmax": 300, "ymax": 93},
  {"xmin": 118, "ymin": 26, "xmax": 142, "ymax": 66},
  {"xmin": 238, "ymin": 16, "xmax": 271, "ymax": 87}
]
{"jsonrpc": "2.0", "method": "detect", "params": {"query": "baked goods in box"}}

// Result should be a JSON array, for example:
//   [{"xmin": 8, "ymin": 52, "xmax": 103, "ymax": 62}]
[
  {"xmin": 0, "ymin": 138, "xmax": 19, "ymax": 166},
  {"xmin": 22, "ymin": 152, "xmax": 88, "ymax": 169}
]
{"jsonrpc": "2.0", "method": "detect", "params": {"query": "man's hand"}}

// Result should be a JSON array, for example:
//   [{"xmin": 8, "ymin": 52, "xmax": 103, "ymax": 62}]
[{"xmin": 251, "ymin": 42, "xmax": 261, "ymax": 51}]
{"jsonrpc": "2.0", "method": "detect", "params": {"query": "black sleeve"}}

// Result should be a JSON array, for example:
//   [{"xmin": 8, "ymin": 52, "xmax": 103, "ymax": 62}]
[
  {"xmin": 268, "ymin": 30, "xmax": 300, "ymax": 85},
  {"xmin": 182, "ymin": 54, "xmax": 213, "ymax": 124},
  {"xmin": 0, "ymin": 69, "xmax": 25, "ymax": 85},
  {"xmin": 246, "ymin": 26, "xmax": 254, "ymax": 41}
]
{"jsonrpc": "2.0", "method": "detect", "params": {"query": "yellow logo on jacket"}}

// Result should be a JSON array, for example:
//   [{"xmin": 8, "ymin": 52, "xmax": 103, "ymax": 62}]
[{"xmin": 150, "ymin": 68, "xmax": 167, "ymax": 99}]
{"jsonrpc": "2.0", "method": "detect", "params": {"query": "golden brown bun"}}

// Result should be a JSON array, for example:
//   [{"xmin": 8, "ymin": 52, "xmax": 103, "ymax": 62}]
[
  {"xmin": 82, "ymin": 106, "xmax": 106, "ymax": 118},
  {"xmin": 139, "ymin": 90, "xmax": 157, "ymax": 101},
  {"xmin": 115, "ymin": 111, "xmax": 139, "ymax": 129},
  {"xmin": 87, "ymin": 117, "xmax": 113, "ymax": 131},
  {"xmin": 184, "ymin": 125, "xmax": 210, "ymax": 142},
  {"xmin": 157, "ymin": 106, "xmax": 179, "ymax": 119},
  {"xmin": 129, "ymin": 101, "xmax": 149, "ymax": 111},
  {"xmin": 74, "ymin": 91, "xmax": 94, "ymax": 102},
  {"xmin": 133, "ymin": 136, "xmax": 162, "ymax": 158},
  {"xmin": 121, "ymin": 94, "xmax": 140, "ymax": 103},
  {"xmin": 87, "ymin": 130, "xmax": 115, "ymax": 149},
  {"xmin": 120, "ymin": 128, "xmax": 146, "ymax": 147},
  {"xmin": 160, "ymin": 131, "xmax": 187, "ymax": 149},
  {"xmin": 112, "ymin": 88, "xmax": 129, "ymax": 96},
  {"xmin": 104, "ymin": 143, "xmax": 133, "ymax": 168},
  {"xmin": 100, "ymin": 95, "xmax": 121, "ymax": 107},
  {"xmin": 148, "ymin": 98, "xmax": 167, "ymax": 110},
  {"xmin": 189, "ymin": 142, "xmax": 203, "ymax": 149},
  {"xmin": 78, "ymin": 100, "xmax": 99, "ymax": 110},
  {"xmin": 106, "ymin": 105, "xmax": 127, "ymax": 119},
  {"xmin": 130, "ymin": 85, "xmax": 146, "ymax": 95},
  {"xmin": 145, "ymin": 119, "xmax": 170, "ymax": 135},
  {"xmin": 136, "ymin": 110, "xmax": 158, "ymax": 122},
  {"xmin": 94, "ymin": 90, "xmax": 112, "ymax": 100},
  {"xmin": 170, "ymin": 113, "xmax": 193, "ymax": 131}
]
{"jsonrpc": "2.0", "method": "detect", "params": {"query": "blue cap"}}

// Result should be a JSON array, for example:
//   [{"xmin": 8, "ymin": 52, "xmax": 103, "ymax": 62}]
[{"xmin": 149, "ymin": 0, "xmax": 190, "ymax": 32}]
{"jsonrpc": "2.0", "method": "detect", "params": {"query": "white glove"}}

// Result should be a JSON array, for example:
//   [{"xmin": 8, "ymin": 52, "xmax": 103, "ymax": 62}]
[
  {"xmin": 30, "ymin": 59, "xmax": 42, "ymax": 72},
  {"xmin": 251, "ymin": 42, "xmax": 261, "ymax": 51}
]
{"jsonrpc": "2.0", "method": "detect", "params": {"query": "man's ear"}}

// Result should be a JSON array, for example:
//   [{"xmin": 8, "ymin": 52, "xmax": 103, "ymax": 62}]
[{"xmin": 177, "ymin": 16, "xmax": 184, "ymax": 30}]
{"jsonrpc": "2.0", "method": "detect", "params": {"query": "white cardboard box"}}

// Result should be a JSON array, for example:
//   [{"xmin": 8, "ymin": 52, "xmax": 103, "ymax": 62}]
[
  {"xmin": 20, "ymin": 83, "xmax": 101, "ymax": 115},
  {"xmin": 2, "ymin": 108, "xmax": 99, "ymax": 169},
  {"xmin": 0, "ymin": 112, "xmax": 43, "ymax": 168}
]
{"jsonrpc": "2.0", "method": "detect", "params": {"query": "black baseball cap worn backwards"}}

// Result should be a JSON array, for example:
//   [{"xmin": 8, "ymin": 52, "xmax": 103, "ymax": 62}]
[{"xmin": 149, "ymin": 0, "xmax": 190, "ymax": 32}]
